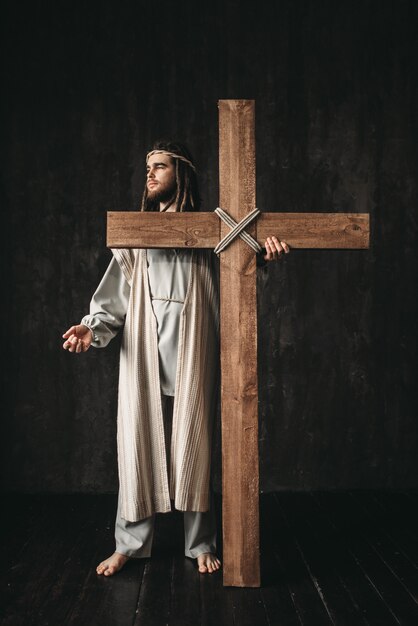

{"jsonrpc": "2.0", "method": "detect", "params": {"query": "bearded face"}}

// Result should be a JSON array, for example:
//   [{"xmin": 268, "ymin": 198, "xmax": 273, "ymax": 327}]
[
  {"xmin": 147, "ymin": 179, "xmax": 177, "ymax": 203},
  {"xmin": 146, "ymin": 154, "xmax": 177, "ymax": 207}
]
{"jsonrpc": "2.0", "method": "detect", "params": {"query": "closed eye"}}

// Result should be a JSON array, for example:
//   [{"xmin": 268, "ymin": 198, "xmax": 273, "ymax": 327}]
[{"xmin": 146, "ymin": 162, "xmax": 167, "ymax": 172}]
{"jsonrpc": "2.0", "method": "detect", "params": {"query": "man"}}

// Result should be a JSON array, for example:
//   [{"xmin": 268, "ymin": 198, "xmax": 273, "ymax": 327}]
[{"xmin": 62, "ymin": 141, "xmax": 290, "ymax": 576}]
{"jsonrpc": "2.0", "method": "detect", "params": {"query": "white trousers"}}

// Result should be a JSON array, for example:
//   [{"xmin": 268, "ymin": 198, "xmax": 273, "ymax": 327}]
[{"xmin": 114, "ymin": 395, "xmax": 217, "ymax": 559}]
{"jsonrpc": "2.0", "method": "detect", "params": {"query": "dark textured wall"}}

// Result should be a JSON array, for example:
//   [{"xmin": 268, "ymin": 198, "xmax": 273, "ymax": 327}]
[{"xmin": 2, "ymin": 1, "xmax": 417, "ymax": 494}]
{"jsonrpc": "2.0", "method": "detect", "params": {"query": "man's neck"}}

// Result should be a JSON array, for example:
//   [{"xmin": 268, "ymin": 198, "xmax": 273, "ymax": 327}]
[{"xmin": 159, "ymin": 201, "xmax": 178, "ymax": 212}]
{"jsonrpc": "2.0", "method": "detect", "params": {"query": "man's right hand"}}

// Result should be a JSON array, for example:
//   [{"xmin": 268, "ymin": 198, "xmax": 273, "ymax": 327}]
[{"xmin": 62, "ymin": 324, "xmax": 93, "ymax": 353}]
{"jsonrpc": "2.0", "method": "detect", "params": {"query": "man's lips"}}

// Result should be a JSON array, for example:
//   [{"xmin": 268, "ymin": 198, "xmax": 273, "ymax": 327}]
[{"xmin": 148, "ymin": 182, "xmax": 158, "ymax": 187}]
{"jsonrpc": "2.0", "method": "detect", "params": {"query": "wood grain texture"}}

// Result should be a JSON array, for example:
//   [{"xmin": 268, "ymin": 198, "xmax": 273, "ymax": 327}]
[
  {"xmin": 219, "ymin": 99, "xmax": 260, "ymax": 587},
  {"xmin": 107, "ymin": 211, "xmax": 220, "ymax": 248},
  {"xmin": 256, "ymin": 212, "xmax": 370, "ymax": 249},
  {"xmin": 4, "ymin": 493, "xmax": 418, "ymax": 624},
  {"xmin": 106, "ymin": 108, "xmax": 371, "ymax": 590},
  {"xmin": 108, "ymin": 211, "xmax": 369, "ymax": 250}
]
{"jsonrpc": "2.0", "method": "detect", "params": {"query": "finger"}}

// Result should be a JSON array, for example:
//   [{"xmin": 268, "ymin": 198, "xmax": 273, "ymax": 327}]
[
  {"xmin": 263, "ymin": 240, "xmax": 268, "ymax": 258},
  {"xmin": 62, "ymin": 326, "xmax": 77, "ymax": 338},
  {"xmin": 267, "ymin": 237, "xmax": 277, "ymax": 258},
  {"xmin": 281, "ymin": 241, "xmax": 290, "ymax": 253},
  {"xmin": 270, "ymin": 240, "xmax": 278, "ymax": 258},
  {"xmin": 65, "ymin": 334, "xmax": 76, "ymax": 344},
  {"xmin": 76, "ymin": 341, "xmax": 82, "ymax": 354},
  {"xmin": 271, "ymin": 237, "xmax": 284, "ymax": 256},
  {"xmin": 264, "ymin": 240, "xmax": 273, "ymax": 260}
]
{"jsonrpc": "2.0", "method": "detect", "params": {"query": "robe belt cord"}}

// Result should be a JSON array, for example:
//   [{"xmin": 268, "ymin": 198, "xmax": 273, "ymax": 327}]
[
  {"xmin": 214, "ymin": 207, "xmax": 262, "ymax": 255},
  {"xmin": 151, "ymin": 297, "xmax": 184, "ymax": 304}
]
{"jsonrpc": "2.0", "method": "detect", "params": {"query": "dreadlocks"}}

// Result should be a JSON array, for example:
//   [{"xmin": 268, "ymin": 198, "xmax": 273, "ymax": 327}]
[{"xmin": 141, "ymin": 140, "xmax": 201, "ymax": 212}]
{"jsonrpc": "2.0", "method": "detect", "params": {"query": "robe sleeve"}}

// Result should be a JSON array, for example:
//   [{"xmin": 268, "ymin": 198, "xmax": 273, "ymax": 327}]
[
  {"xmin": 256, "ymin": 248, "xmax": 267, "ymax": 267},
  {"xmin": 81, "ymin": 257, "xmax": 131, "ymax": 348}
]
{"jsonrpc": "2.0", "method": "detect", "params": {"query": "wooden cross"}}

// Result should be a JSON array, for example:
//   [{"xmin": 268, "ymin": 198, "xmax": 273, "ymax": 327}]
[{"xmin": 107, "ymin": 100, "xmax": 369, "ymax": 587}]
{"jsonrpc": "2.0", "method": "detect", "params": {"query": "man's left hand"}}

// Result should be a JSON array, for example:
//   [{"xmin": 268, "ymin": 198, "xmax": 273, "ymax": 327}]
[{"xmin": 264, "ymin": 236, "xmax": 290, "ymax": 261}]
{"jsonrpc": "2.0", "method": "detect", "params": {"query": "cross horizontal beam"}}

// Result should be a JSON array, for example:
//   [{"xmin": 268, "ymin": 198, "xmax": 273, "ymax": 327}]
[
  {"xmin": 106, "ymin": 99, "xmax": 371, "ymax": 588},
  {"xmin": 107, "ymin": 211, "xmax": 369, "ymax": 250}
]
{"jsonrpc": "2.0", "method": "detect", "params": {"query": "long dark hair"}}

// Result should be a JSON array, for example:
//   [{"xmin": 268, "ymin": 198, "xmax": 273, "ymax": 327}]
[{"xmin": 140, "ymin": 140, "xmax": 201, "ymax": 212}]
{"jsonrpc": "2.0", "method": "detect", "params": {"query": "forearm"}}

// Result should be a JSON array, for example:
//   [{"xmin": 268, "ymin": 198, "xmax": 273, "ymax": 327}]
[{"xmin": 82, "ymin": 257, "xmax": 131, "ymax": 348}]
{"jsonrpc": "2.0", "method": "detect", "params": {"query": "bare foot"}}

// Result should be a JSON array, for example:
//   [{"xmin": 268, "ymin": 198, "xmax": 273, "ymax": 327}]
[
  {"xmin": 96, "ymin": 552, "xmax": 129, "ymax": 576},
  {"xmin": 197, "ymin": 552, "xmax": 222, "ymax": 574}
]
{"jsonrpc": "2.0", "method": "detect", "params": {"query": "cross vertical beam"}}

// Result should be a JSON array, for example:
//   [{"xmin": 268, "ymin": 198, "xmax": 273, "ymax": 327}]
[
  {"xmin": 219, "ymin": 100, "xmax": 260, "ymax": 587},
  {"xmin": 106, "ymin": 99, "xmax": 370, "ymax": 588}
]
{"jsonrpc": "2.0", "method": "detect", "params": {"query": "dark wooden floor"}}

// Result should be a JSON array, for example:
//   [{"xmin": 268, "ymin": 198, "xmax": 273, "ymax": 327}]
[{"xmin": 1, "ymin": 491, "xmax": 418, "ymax": 625}]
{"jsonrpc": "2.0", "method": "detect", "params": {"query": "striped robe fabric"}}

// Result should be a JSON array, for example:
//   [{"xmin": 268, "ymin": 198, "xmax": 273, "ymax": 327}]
[{"xmin": 112, "ymin": 248, "xmax": 219, "ymax": 522}]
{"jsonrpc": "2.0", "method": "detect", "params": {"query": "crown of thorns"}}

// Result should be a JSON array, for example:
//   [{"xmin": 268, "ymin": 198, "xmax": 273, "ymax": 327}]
[{"xmin": 146, "ymin": 150, "xmax": 196, "ymax": 172}]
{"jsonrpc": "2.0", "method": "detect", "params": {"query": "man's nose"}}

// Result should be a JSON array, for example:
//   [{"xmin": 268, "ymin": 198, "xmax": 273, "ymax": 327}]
[{"xmin": 147, "ymin": 168, "xmax": 155, "ymax": 179}]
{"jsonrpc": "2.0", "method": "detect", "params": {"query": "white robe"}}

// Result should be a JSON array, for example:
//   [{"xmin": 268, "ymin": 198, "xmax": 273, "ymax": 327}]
[
  {"xmin": 82, "ymin": 248, "xmax": 219, "ymax": 522},
  {"xmin": 82, "ymin": 249, "xmax": 195, "ymax": 396}
]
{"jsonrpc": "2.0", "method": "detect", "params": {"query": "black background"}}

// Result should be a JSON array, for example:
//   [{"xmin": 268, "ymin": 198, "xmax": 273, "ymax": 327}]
[{"xmin": 2, "ymin": 0, "xmax": 417, "ymax": 495}]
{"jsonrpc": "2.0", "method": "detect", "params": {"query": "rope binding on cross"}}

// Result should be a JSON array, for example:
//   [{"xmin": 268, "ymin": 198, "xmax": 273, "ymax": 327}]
[{"xmin": 214, "ymin": 207, "xmax": 262, "ymax": 255}]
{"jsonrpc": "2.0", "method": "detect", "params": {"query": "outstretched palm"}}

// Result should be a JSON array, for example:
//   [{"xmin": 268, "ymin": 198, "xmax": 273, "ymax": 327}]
[{"xmin": 62, "ymin": 324, "xmax": 93, "ymax": 353}]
